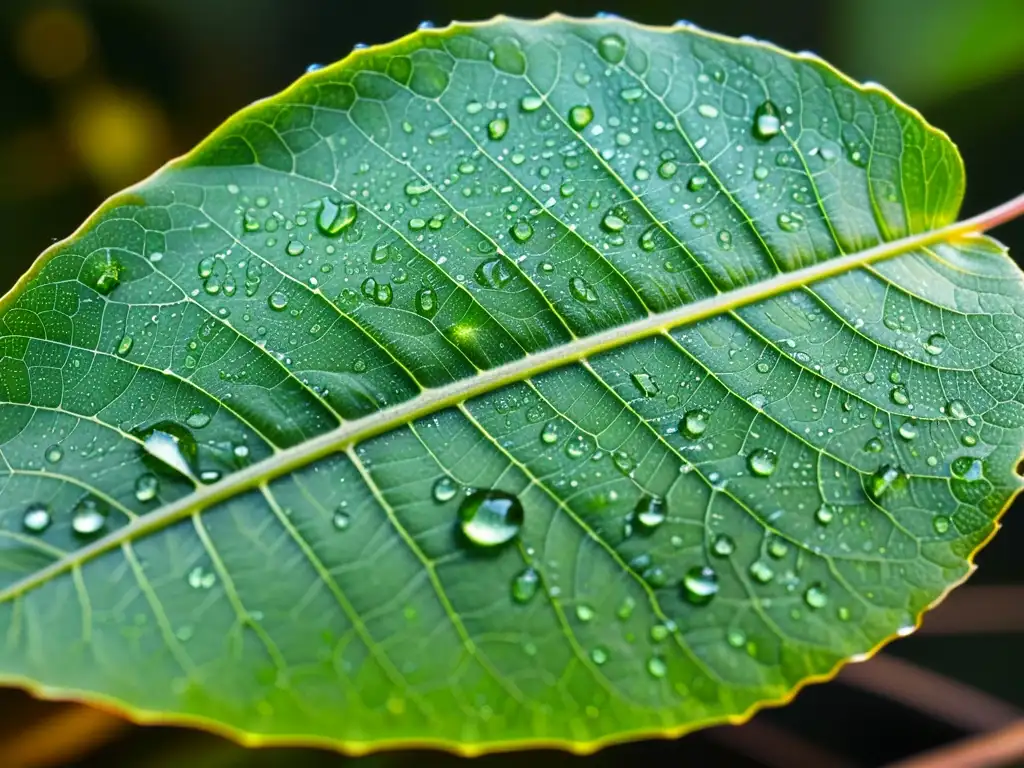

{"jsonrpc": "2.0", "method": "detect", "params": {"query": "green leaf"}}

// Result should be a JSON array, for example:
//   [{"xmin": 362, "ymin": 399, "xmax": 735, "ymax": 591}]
[{"xmin": 1, "ymin": 14, "xmax": 1022, "ymax": 754}]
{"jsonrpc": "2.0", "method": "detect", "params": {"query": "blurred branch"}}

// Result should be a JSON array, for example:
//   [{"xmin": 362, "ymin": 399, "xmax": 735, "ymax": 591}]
[
  {"xmin": 885, "ymin": 719, "xmax": 1024, "ymax": 768},
  {"xmin": 919, "ymin": 587, "xmax": 1024, "ymax": 635},
  {"xmin": 5, "ymin": 702, "xmax": 129, "ymax": 768},
  {"xmin": 838, "ymin": 655, "xmax": 1022, "ymax": 732},
  {"xmin": 705, "ymin": 718, "xmax": 860, "ymax": 768}
]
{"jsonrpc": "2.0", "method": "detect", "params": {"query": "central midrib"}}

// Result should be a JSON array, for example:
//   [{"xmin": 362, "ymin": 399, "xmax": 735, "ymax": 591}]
[{"xmin": 0, "ymin": 214, "xmax": 998, "ymax": 602}]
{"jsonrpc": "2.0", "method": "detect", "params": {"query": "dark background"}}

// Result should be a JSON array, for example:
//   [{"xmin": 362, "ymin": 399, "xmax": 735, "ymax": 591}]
[{"xmin": 0, "ymin": 1, "xmax": 1022, "ymax": 766}]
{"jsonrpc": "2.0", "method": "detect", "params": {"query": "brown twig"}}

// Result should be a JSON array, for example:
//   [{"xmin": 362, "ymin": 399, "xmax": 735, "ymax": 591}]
[
  {"xmin": 837, "ymin": 655, "xmax": 1022, "ymax": 732},
  {"xmin": 918, "ymin": 587, "xmax": 1024, "ymax": 635},
  {"xmin": 4, "ymin": 702, "xmax": 129, "ymax": 768},
  {"xmin": 704, "ymin": 718, "xmax": 860, "ymax": 768},
  {"xmin": 884, "ymin": 720, "xmax": 1024, "ymax": 768}
]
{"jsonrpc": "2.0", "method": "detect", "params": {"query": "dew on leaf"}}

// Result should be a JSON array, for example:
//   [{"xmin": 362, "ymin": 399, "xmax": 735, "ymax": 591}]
[
  {"xmin": 682, "ymin": 565, "xmax": 719, "ymax": 605},
  {"xmin": 510, "ymin": 219, "xmax": 534, "ymax": 243},
  {"xmin": 512, "ymin": 567, "xmax": 539, "ymax": 603},
  {"xmin": 268, "ymin": 291, "xmax": 289, "ymax": 311},
  {"xmin": 597, "ymin": 33, "xmax": 627, "ymax": 64},
  {"xmin": 712, "ymin": 533, "xmax": 735, "ymax": 557},
  {"xmin": 487, "ymin": 117, "xmax": 509, "ymax": 140},
  {"xmin": 458, "ymin": 490, "xmax": 523, "ymax": 547},
  {"xmin": 576, "ymin": 604, "xmax": 595, "ymax": 622},
  {"xmin": 520, "ymin": 95, "xmax": 543, "ymax": 112},
  {"xmin": 777, "ymin": 212, "xmax": 804, "ymax": 232},
  {"xmin": 134, "ymin": 473, "xmax": 159, "ymax": 502},
  {"xmin": 44, "ymin": 444, "xmax": 63, "ymax": 464},
  {"xmin": 687, "ymin": 174, "xmax": 708, "ymax": 191},
  {"xmin": 316, "ymin": 197, "xmax": 357, "ymax": 236},
  {"xmin": 635, "ymin": 495, "xmax": 666, "ymax": 529},
  {"xmin": 475, "ymin": 258, "xmax": 513, "ymax": 290},
  {"xmin": 432, "ymin": 476, "xmax": 459, "ymax": 503},
  {"xmin": 23, "ymin": 504, "xmax": 51, "ymax": 533},
  {"xmin": 647, "ymin": 656, "xmax": 667, "ymax": 679},
  {"xmin": 815, "ymin": 505, "xmax": 834, "ymax": 525},
  {"xmin": 869, "ymin": 464, "xmax": 904, "ymax": 500},
  {"xmin": 540, "ymin": 421, "xmax": 560, "ymax": 445},
  {"xmin": 747, "ymin": 448, "xmax": 777, "ymax": 477},
  {"xmin": 890, "ymin": 386, "xmax": 910, "ymax": 406},
  {"xmin": 568, "ymin": 105, "xmax": 594, "ymax": 131},
  {"xmin": 690, "ymin": 212, "xmax": 708, "ymax": 228},
  {"xmin": 658, "ymin": 160, "xmax": 678, "ymax": 179},
  {"xmin": 569, "ymin": 276, "xmax": 599, "ymax": 303},
  {"xmin": 72, "ymin": 497, "xmax": 108, "ymax": 537},
  {"xmin": 631, "ymin": 372, "xmax": 659, "ymax": 397},
  {"xmin": 804, "ymin": 583, "xmax": 828, "ymax": 609},
  {"xmin": 590, "ymin": 646, "xmax": 609, "ymax": 665},
  {"xmin": 752, "ymin": 101, "xmax": 782, "ymax": 139},
  {"xmin": 601, "ymin": 210, "xmax": 626, "ymax": 232},
  {"xmin": 415, "ymin": 287, "xmax": 438, "ymax": 318},
  {"xmin": 749, "ymin": 560, "xmax": 774, "ymax": 583},
  {"xmin": 116, "ymin": 335, "xmax": 134, "ymax": 356},
  {"xmin": 947, "ymin": 400, "xmax": 967, "ymax": 420},
  {"xmin": 933, "ymin": 516, "xmax": 951, "ymax": 534},
  {"xmin": 697, "ymin": 104, "xmax": 719, "ymax": 119},
  {"xmin": 727, "ymin": 629, "xmax": 746, "ymax": 648},
  {"xmin": 137, "ymin": 421, "xmax": 198, "ymax": 479},
  {"xmin": 924, "ymin": 333, "xmax": 945, "ymax": 355},
  {"xmin": 864, "ymin": 437, "xmax": 884, "ymax": 453},
  {"xmin": 898, "ymin": 421, "xmax": 917, "ymax": 440}
]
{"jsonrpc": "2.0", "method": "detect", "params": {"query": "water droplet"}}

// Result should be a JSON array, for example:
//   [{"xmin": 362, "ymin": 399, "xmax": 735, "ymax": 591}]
[
  {"xmin": 815, "ymin": 505, "xmax": 834, "ymax": 525},
  {"xmin": 22, "ymin": 504, "xmax": 51, "ymax": 533},
  {"xmin": 777, "ymin": 212, "xmax": 805, "ymax": 232},
  {"xmin": 947, "ymin": 400, "xmax": 967, "ymax": 420},
  {"xmin": 459, "ymin": 490, "xmax": 523, "ymax": 547},
  {"xmin": 597, "ymin": 33, "xmax": 627, "ymax": 64},
  {"xmin": 727, "ymin": 629, "xmax": 746, "ymax": 648},
  {"xmin": 864, "ymin": 437, "xmax": 884, "ymax": 453},
  {"xmin": 520, "ymin": 94, "xmax": 543, "ymax": 112},
  {"xmin": 286, "ymin": 240, "xmax": 305, "ymax": 257},
  {"xmin": 568, "ymin": 105, "xmax": 594, "ymax": 131},
  {"xmin": 87, "ymin": 254, "xmax": 122, "ymax": 295},
  {"xmin": 682, "ymin": 565, "xmax": 719, "ymax": 605},
  {"xmin": 647, "ymin": 656, "xmax": 667, "ymax": 678},
  {"xmin": 415, "ymin": 287, "xmax": 438, "ymax": 318},
  {"xmin": 890, "ymin": 385, "xmax": 910, "ymax": 406},
  {"xmin": 749, "ymin": 560, "xmax": 774, "ymax": 583},
  {"xmin": 540, "ymin": 421, "xmax": 560, "ymax": 445},
  {"xmin": 268, "ymin": 291, "xmax": 289, "ymax": 311},
  {"xmin": 804, "ymin": 582, "xmax": 828, "ymax": 609},
  {"xmin": 712, "ymin": 534, "xmax": 735, "ymax": 557},
  {"xmin": 188, "ymin": 565, "xmax": 217, "ymax": 590},
  {"xmin": 576, "ymin": 604, "xmax": 595, "ymax": 622},
  {"xmin": 620, "ymin": 86, "xmax": 643, "ymax": 103},
  {"xmin": 116, "ymin": 335, "xmax": 134, "ymax": 356},
  {"xmin": 569, "ymin": 276, "xmax": 598, "ymax": 303},
  {"xmin": 612, "ymin": 450, "xmax": 635, "ymax": 474},
  {"xmin": 933, "ymin": 516, "xmax": 951, "ymax": 534},
  {"xmin": 590, "ymin": 647, "xmax": 609, "ymax": 665},
  {"xmin": 869, "ymin": 464, "xmax": 904, "ymax": 500},
  {"xmin": 510, "ymin": 219, "xmax": 534, "ymax": 243},
  {"xmin": 951, "ymin": 456, "xmax": 983, "ymax": 481},
  {"xmin": 697, "ymin": 103, "xmax": 719, "ymax": 119},
  {"xmin": 747, "ymin": 448, "xmax": 777, "ymax": 477},
  {"xmin": 512, "ymin": 567, "xmax": 539, "ymax": 603},
  {"xmin": 44, "ymin": 444, "xmax": 63, "ymax": 464},
  {"xmin": 717, "ymin": 230, "xmax": 733, "ymax": 250},
  {"xmin": 185, "ymin": 412, "xmax": 211, "ymax": 429},
  {"xmin": 72, "ymin": 497, "xmax": 108, "ymax": 536},
  {"xmin": 601, "ymin": 210, "xmax": 626, "ymax": 232},
  {"xmin": 137, "ymin": 421, "xmax": 197, "ymax": 479},
  {"xmin": 924, "ymin": 333, "xmax": 945, "ymax": 356},
  {"xmin": 316, "ymin": 197, "xmax": 357, "ymax": 236},
  {"xmin": 658, "ymin": 160, "xmax": 678, "ymax": 179},
  {"xmin": 690, "ymin": 212, "xmax": 708, "ymax": 228},
  {"xmin": 332, "ymin": 507, "xmax": 351, "ymax": 531},
  {"xmin": 617, "ymin": 596, "xmax": 636, "ymax": 620},
  {"xmin": 134, "ymin": 473, "xmax": 159, "ymax": 502},
  {"xmin": 360, "ymin": 277, "xmax": 393, "ymax": 306},
  {"xmin": 635, "ymin": 495, "xmax": 666, "ymax": 529},
  {"xmin": 752, "ymin": 101, "xmax": 781, "ymax": 139},
  {"xmin": 898, "ymin": 421, "xmax": 917, "ymax": 440},
  {"xmin": 768, "ymin": 538, "xmax": 788, "ymax": 559},
  {"xmin": 488, "ymin": 117, "xmax": 509, "ymax": 140},
  {"xmin": 631, "ymin": 372, "xmax": 659, "ymax": 397},
  {"xmin": 432, "ymin": 476, "xmax": 458, "ymax": 503},
  {"xmin": 475, "ymin": 258, "xmax": 512, "ymax": 290}
]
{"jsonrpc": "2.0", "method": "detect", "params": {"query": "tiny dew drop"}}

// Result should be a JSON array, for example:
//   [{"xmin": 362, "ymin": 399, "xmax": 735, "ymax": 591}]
[
  {"xmin": 332, "ymin": 507, "xmax": 351, "ymax": 531},
  {"xmin": 658, "ymin": 160, "xmax": 678, "ymax": 179},
  {"xmin": 747, "ymin": 448, "xmax": 777, "ymax": 477},
  {"xmin": 752, "ymin": 101, "xmax": 782, "ymax": 140},
  {"xmin": 569, "ymin": 276, "xmax": 599, "ymax": 303},
  {"xmin": 687, "ymin": 174, "xmax": 708, "ymax": 191},
  {"xmin": 576, "ymin": 604, "xmax": 595, "ymax": 622},
  {"xmin": 568, "ymin": 105, "xmax": 594, "ymax": 131},
  {"xmin": 749, "ymin": 560, "xmax": 774, "ymax": 584},
  {"xmin": 72, "ymin": 497, "xmax": 108, "ymax": 537},
  {"xmin": 924, "ymin": 333, "xmax": 946, "ymax": 356},
  {"xmin": 432, "ymin": 476, "xmax": 459, "ymax": 503},
  {"xmin": 631, "ymin": 372, "xmax": 660, "ymax": 397},
  {"xmin": 487, "ymin": 117, "xmax": 509, "ymax": 140},
  {"xmin": 647, "ymin": 656, "xmax": 668, "ymax": 679},
  {"xmin": 44, "ymin": 444, "xmax": 63, "ymax": 464},
  {"xmin": 134, "ymin": 473, "xmax": 159, "ymax": 502},
  {"xmin": 617, "ymin": 596, "xmax": 636, "ymax": 620},
  {"xmin": 815, "ymin": 505, "xmax": 834, "ymax": 525},
  {"xmin": 510, "ymin": 219, "xmax": 534, "ymax": 243},
  {"xmin": 863, "ymin": 437, "xmax": 884, "ymax": 453},
  {"xmin": 711, "ymin": 533, "xmax": 735, "ymax": 557},
  {"xmin": 316, "ymin": 197, "xmax": 357, "ymax": 236},
  {"xmin": 458, "ymin": 490, "xmax": 524, "ymax": 547},
  {"xmin": 540, "ymin": 421, "xmax": 560, "ymax": 445},
  {"xmin": 268, "ymin": 291, "xmax": 289, "ymax": 311},
  {"xmin": 512, "ymin": 567, "xmax": 540, "ymax": 603},
  {"xmin": 590, "ymin": 647, "xmax": 609, "ymax": 666},
  {"xmin": 601, "ymin": 210, "xmax": 627, "ymax": 232},
  {"xmin": 635, "ymin": 495, "xmax": 666, "ymax": 529},
  {"xmin": 415, "ymin": 287, "xmax": 438, "ymax": 318},
  {"xmin": 520, "ymin": 95, "xmax": 543, "ymax": 112},
  {"xmin": 804, "ymin": 582, "xmax": 828, "ymax": 609},
  {"xmin": 933, "ymin": 515, "xmax": 951, "ymax": 535},
  {"xmin": 869, "ymin": 464, "xmax": 904, "ymax": 500},
  {"xmin": 682, "ymin": 565, "xmax": 719, "ymax": 605},
  {"xmin": 23, "ymin": 504, "xmax": 51, "ymax": 533},
  {"xmin": 116, "ymin": 335, "xmax": 134, "ymax": 356},
  {"xmin": 597, "ymin": 33, "xmax": 627, "ymax": 64},
  {"xmin": 727, "ymin": 629, "xmax": 746, "ymax": 648},
  {"xmin": 690, "ymin": 212, "xmax": 709, "ymax": 228}
]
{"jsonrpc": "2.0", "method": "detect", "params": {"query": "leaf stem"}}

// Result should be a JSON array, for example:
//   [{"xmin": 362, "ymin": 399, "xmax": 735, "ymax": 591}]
[
  {"xmin": 1, "ymin": 194, "xmax": 1022, "ymax": 603},
  {"xmin": 885, "ymin": 720, "xmax": 1024, "ymax": 768}
]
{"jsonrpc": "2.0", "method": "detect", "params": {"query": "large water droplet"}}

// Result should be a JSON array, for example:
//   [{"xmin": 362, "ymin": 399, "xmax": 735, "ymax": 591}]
[
  {"xmin": 72, "ymin": 497, "xmax": 108, "ymax": 537},
  {"xmin": 590, "ymin": 646, "xmax": 609, "ymax": 665},
  {"xmin": 87, "ymin": 254, "xmax": 122, "ymax": 295},
  {"xmin": 136, "ymin": 421, "xmax": 198, "ymax": 480},
  {"xmin": 569, "ymin": 276, "xmax": 598, "ymax": 303},
  {"xmin": 749, "ymin": 560, "xmax": 774, "ymax": 583},
  {"xmin": 863, "ymin": 437, "xmax": 884, "ymax": 453},
  {"xmin": 597, "ymin": 33, "xmax": 627, "ymax": 64},
  {"xmin": 898, "ymin": 421, "xmax": 917, "ymax": 440},
  {"xmin": 951, "ymin": 456, "xmax": 983, "ymax": 481},
  {"xmin": 890, "ymin": 385, "xmax": 910, "ymax": 406},
  {"xmin": 458, "ymin": 490, "xmax": 523, "ymax": 547},
  {"xmin": 601, "ymin": 210, "xmax": 626, "ymax": 232},
  {"xmin": 804, "ymin": 583, "xmax": 828, "ymax": 609},
  {"xmin": 44, "ymin": 444, "xmax": 63, "ymax": 464},
  {"xmin": 432, "ymin": 476, "xmax": 459, "ymax": 503},
  {"xmin": 361, "ymin": 277, "xmax": 393, "ymax": 306},
  {"xmin": 712, "ymin": 533, "xmax": 735, "ymax": 557},
  {"xmin": 682, "ymin": 565, "xmax": 719, "ymax": 605},
  {"xmin": 317, "ymin": 197, "xmax": 357, "ymax": 236},
  {"xmin": 568, "ymin": 105, "xmax": 594, "ymax": 131},
  {"xmin": 747, "ymin": 448, "xmax": 777, "ymax": 477},
  {"xmin": 22, "ymin": 504, "xmax": 51, "ymax": 533},
  {"xmin": 540, "ymin": 421, "xmax": 560, "ymax": 445},
  {"xmin": 946, "ymin": 400, "xmax": 967, "ymax": 420},
  {"xmin": 487, "ymin": 117, "xmax": 509, "ymax": 140},
  {"xmin": 869, "ymin": 464, "xmax": 904, "ymax": 500},
  {"xmin": 679, "ymin": 408, "xmax": 709, "ymax": 439},
  {"xmin": 933, "ymin": 516, "xmax": 951, "ymax": 534},
  {"xmin": 415, "ymin": 287, "xmax": 438, "ymax": 318},
  {"xmin": 576, "ymin": 604, "xmax": 595, "ymax": 622},
  {"xmin": 512, "ymin": 567, "xmax": 539, "ymax": 603},
  {"xmin": 635, "ymin": 495, "xmax": 666, "ymax": 529},
  {"xmin": 752, "ymin": 101, "xmax": 781, "ymax": 140},
  {"xmin": 509, "ymin": 219, "xmax": 534, "ymax": 243},
  {"xmin": 520, "ymin": 95, "xmax": 543, "ymax": 112},
  {"xmin": 475, "ymin": 258, "xmax": 513, "ymax": 289},
  {"xmin": 268, "ymin": 291, "xmax": 289, "ymax": 311},
  {"xmin": 646, "ymin": 656, "xmax": 667, "ymax": 679},
  {"xmin": 923, "ymin": 333, "xmax": 945, "ymax": 356}
]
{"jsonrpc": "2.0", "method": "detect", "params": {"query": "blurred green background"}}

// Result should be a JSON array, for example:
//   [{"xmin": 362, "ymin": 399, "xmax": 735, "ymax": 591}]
[{"xmin": 0, "ymin": 1, "xmax": 1022, "ymax": 766}]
